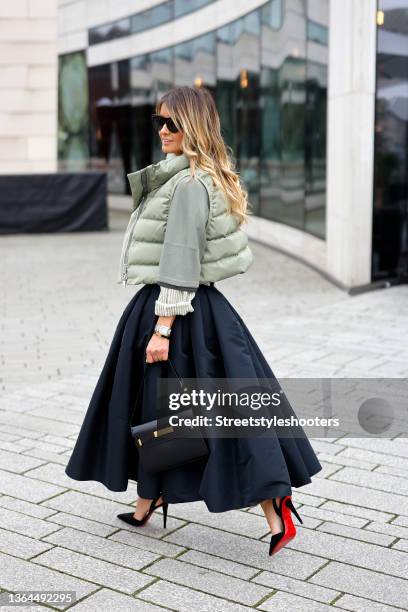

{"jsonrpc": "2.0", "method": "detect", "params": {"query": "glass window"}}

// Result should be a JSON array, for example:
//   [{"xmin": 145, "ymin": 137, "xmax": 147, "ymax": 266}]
[
  {"xmin": 261, "ymin": 0, "xmax": 283, "ymax": 30},
  {"xmin": 372, "ymin": 1, "xmax": 408, "ymax": 281},
  {"xmin": 260, "ymin": 2, "xmax": 306, "ymax": 229},
  {"xmin": 216, "ymin": 10, "xmax": 261, "ymax": 215},
  {"xmin": 88, "ymin": 60, "xmax": 131, "ymax": 194},
  {"xmin": 175, "ymin": 0, "xmax": 214, "ymax": 18},
  {"xmin": 307, "ymin": 20, "xmax": 328, "ymax": 46},
  {"xmin": 260, "ymin": 0, "xmax": 327, "ymax": 239},
  {"xmin": 175, "ymin": 32, "xmax": 216, "ymax": 89},
  {"xmin": 89, "ymin": 18, "xmax": 131, "ymax": 46},
  {"xmin": 130, "ymin": 47, "xmax": 174, "ymax": 168},
  {"xmin": 132, "ymin": 1, "xmax": 173, "ymax": 35},
  {"xmin": 81, "ymin": 0, "xmax": 330, "ymax": 239}
]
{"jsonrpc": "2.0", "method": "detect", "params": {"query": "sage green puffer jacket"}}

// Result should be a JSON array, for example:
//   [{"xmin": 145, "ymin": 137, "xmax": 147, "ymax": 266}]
[{"xmin": 117, "ymin": 153, "xmax": 254, "ymax": 286}]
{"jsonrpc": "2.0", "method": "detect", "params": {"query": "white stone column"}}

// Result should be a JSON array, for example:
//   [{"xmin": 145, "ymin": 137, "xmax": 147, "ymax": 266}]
[
  {"xmin": 326, "ymin": 0, "xmax": 378, "ymax": 287},
  {"xmin": 0, "ymin": 0, "xmax": 58, "ymax": 173}
]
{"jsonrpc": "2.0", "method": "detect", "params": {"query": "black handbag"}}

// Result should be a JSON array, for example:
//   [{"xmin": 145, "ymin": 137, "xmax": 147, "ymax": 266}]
[{"xmin": 130, "ymin": 357, "xmax": 209, "ymax": 474}]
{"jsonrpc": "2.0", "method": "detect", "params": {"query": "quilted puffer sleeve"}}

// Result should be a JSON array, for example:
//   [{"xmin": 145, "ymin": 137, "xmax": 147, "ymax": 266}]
[{"xmin": 155, "ymin": 176, "xmax": 210, "ymax": 316}]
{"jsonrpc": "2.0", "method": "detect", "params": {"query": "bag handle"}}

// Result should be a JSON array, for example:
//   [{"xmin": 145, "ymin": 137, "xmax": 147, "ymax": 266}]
[{"xmin": 130, "ymin": 357, "xmax": 184, "ymax": 424}]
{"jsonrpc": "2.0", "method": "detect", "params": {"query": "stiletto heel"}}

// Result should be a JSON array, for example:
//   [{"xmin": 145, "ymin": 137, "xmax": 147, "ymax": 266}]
[
  {"xmin": 117, "ymin": 495, "xmax": 168, "ymax": 528},
  {"xmin": 286, "ymin": 497, "xmax": 303, "ymax": 524},
  {"xmin": 163, "ymin": 502, "xmax": 168, "ymax": 529},
  {"xmin": 269, "ymin": 495, "xmax": 301, "ymax": 556}
]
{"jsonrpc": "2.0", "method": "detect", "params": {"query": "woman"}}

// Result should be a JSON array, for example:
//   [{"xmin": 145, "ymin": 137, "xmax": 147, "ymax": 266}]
[{"xmin": 65, "ymin": 85, "xmax": 322, "ymax": 556}]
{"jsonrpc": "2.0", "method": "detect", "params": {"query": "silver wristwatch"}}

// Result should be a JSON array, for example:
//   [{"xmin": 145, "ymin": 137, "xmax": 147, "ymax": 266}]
[{"xmin": 154, "ymin": 323, "xmax": 172, "ymax": 338}]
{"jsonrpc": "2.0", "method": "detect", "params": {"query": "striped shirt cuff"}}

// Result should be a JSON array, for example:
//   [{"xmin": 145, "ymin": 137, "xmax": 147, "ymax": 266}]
[{"xmin": 154, "ymin": 286, "xmax": 196, "ymax": 316}]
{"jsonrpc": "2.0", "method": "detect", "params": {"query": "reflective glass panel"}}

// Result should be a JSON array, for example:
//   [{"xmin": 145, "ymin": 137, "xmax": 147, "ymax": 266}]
[{"xmin": 373, "ymin": 1, "xmax": 408, "ymax": 281}]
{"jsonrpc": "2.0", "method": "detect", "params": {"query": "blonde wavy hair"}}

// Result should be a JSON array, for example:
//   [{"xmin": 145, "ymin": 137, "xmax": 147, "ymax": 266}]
[{"xmin": 156, "ymin": 86, "xmax": 252, "ymax": 227}]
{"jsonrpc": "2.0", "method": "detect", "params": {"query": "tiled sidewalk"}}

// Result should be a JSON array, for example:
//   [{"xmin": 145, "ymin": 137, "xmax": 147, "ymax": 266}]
[{"xmin": 0, "ymin": 216, "xmax": 407, "ymax": 610}]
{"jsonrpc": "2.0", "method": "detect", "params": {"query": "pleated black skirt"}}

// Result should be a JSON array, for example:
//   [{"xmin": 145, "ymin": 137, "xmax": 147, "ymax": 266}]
[{"xmin": 65, "ymin": 283, "xmax": 322, "ymax": 512}]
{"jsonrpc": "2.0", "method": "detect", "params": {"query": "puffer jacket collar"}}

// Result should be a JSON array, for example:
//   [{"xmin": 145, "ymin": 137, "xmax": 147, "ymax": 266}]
[{"xmin": 127, "ymin": 153, "xmax": 191, "ymax": 210}]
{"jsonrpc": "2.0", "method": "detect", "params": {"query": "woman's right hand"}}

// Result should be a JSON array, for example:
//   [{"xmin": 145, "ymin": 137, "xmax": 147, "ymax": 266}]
[{"xmin": 146, "ymin": 333, "xmax": 170, "ymax": 363}]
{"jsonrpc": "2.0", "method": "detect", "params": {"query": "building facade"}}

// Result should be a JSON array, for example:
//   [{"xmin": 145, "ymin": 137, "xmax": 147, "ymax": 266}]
[
  {"xmin": 57, "ymin": 0, "xmax": 408, "ymax": 290},
  {"xmin": 0, "ymin": 0, "xmax": 58, "ymax": 174}
]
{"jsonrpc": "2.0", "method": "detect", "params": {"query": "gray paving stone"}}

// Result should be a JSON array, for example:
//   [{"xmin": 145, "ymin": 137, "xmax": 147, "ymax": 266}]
[
  {"xmin": 316, "ymin": 521, "xmax": 394, "ymax": 546},
  {"xmin": 337, "ymin": 438, "xmax": 408, "ymax": 460},
  {"xmin": 392, "ymin": 515, "xmax": 408, "ymax": 528},
  {"xmin": 25, "ymin": 463, "xmax": 139, "ymax": 504},
  {"xmin": 0, "ymin": 412, "xmax": 79, "ymax": 437},
  {"xmin": 314, "ymin": 461, "xmax": 344, "ymax": 478},
  {"xmin": 40, "ymin": 435, "xmax": 74, "ymax": 449},
  {"xmin": 109, "ymin": 528, "xmax": 187, "ymax": 558},
  {"xmin": 42, "ymin": 490, "xmax": 186, "ymax": 536},
  {"xmin": 0, "ymin": 495, "xmax": 57, "ymax": 519},
  {"xmin": 297, "ymin": 505, "xmax": 368, "ymax": 529},
  {"xmin": 330, "ymin": 466, "xmax": 408, "ymax": 496},
  {"xmin": 0, "ymin": 506, "xmax": 60, "ymax": 539},
  {"xmin": 0, "ymin": 469, "xmax": 65, "ymax": 503},
  {"xmin": 288, "ymin": 491, "xmax": 326, "ymax": 507},
  {"xmin": 248, "ymin": 505, "xmax": 322, "ymax": 529},
  {"xmin": 0, "ymin": 440, "xmax": 37, "ymax": 454},
  {"xmin": 0, "ymin": 425, "xmax": 44, "ymax": 440},
  {"xmin": 251, "ymin": 569, "xmax": 339, "ymax": 604},
  {"xmin": 0, "ymin": 432, "xmax": 20, "ymax": 442},
  {"xmin": 341, "ymin": 446, "xmax": 408, "ymax": 469},
  {"xmin": 0, "ymin": 449, "xmax": 45, "ymax": 474},
  {"xmin": 144, "ymin": 557, "xmax": 271, "ymax": 605},
  {"xmin": 5, "ymin": 438, "xmax": 41, "ymax": 450},
  {"xmin": 70, "ymin": 588, "xmax": 166, "ymax": 611},
  {"xmin": 309, "ymin": 561, "xmax": 408, "ymax": 608},
  {"xmin": 364, "ymin": 520, "xmax": 408, "ymax": 540},
  {"xmin": 333, "ymin": 593, "xmax": 403, "ymax": 611},
  {"xmin": 137, "ymin": 579, "xmax": 252, "ymax": 611},
  {"xmin": 0, "ymin": 395, "xmax": 45, "ymax": 413},
  {"xmin": 308, "ymin": 439, "xmax": 345, "ymax": 455},
  {"xmin": 176, "ymin": 549, "xmax": 258, "ymax": 579},
  {"xmin": 391, "ymin": 539, "xmax": 408, "ymax": 552},
  {"xmin": 316, "ymin": 451, "xmax": 377, "ymax": 470},
  {"xmin": 376, "ymin": 464, "xmax": 408, "ymax": 479},
  {"xmin": 0, "ymin": 526, "xmax": 53, "ymax": 559},
  {"xmin": 0, "ymin": 551, "xmax": 98, "ymax": 604},
  {"xmin": 0, "ymin": 598, "xmax": 49, "ymax": 611},
  {"xmin": 27, "ymin": 406, "xmax": 85, "ymax": 426},
  {"xmin": 319, "ymin": 500, "xmax": 392, "ymax": 523},
  {"xmin": 43, "ymin": 527, "xmax": 160, "ymax": 570},
  {"xmin": 47, "ymin": 512, "xmax": 117, "ymax": 537},
  {"xmin": 259, "ymin": 590, "xmax": 336, "ymax": 611},
  {"xmin": 302, "ymin": 475, "xmax": 408, "ymax": 515},
  {"xmin": 22, "ymin": 448, "xmax": 73, "ymax": 466},
  {"xmin": 283, "ymin": 522, "xmax": 407, "ymax": 579},
  {"xmin": 33, "ymin": 547, "xmax": 155, "ymax": 595},
  {"xmin": 164, "ymin": 523, "xmax": 326, "ymax": 578},
  {"xmin": 164, "ymin": 500, "xmax": 270, "ymax": 538},
  {"xmin": 20, "ymin": 438, "xmax": 70, "ymax": 454}
]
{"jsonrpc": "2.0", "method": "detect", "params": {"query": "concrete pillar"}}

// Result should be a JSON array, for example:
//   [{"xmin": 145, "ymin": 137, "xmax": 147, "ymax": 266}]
[{"xmin": 326, "ymin": 0, "xmax": 378, "ymax": 287}]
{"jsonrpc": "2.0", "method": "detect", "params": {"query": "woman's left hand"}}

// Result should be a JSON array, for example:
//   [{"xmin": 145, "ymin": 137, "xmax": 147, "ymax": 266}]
[{"xmin": 146, "ymin": 333, "xmax": 169, "ymax": 363}]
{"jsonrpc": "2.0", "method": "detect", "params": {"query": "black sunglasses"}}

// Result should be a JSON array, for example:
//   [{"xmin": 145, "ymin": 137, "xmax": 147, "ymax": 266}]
[{"xmin": 152, "ymin": 114, "xmax": 180, "ymax": 134}]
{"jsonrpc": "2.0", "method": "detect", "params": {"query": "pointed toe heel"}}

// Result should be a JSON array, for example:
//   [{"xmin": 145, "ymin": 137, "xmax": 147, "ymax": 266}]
[
  {"xmin": 269, "ymin": 496, "xmax": 302, "ymax": 557},
  {"xmin": 117, "ymin": 496, "xmax": 168, "ymax": 529},
  {"xmin": 117, "ymin": 512, "xmax": 145, "ymax": 527}
]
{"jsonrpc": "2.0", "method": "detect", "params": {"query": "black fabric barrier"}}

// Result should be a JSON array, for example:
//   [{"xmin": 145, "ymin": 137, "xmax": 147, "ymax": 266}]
[{"xmin": 0, "ymin": 171, "xmax": 108, "ymax": 234}]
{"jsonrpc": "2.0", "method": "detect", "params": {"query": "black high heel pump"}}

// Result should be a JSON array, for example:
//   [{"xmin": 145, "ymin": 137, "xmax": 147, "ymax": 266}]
[
  {"xmin": 269, "ymin": 496, "xmax": 303, "ymax": 556},
  {"xmin": 117, "ymin": 495, "xmax": 168, "ymax": 528}
]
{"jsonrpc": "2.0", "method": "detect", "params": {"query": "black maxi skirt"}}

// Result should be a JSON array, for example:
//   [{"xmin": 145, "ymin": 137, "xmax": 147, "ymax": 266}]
[{"xmin": 65, "ymin": 283, "xmax": 322, "ymax": 513}]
